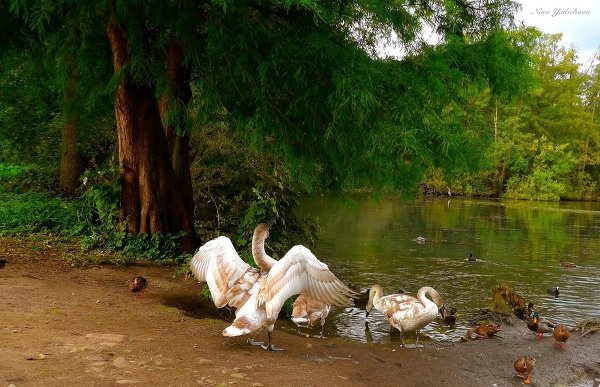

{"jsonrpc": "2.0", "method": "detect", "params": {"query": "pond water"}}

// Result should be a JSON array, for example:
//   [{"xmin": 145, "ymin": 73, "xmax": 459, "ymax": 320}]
[{"xmin": 289, "ymin": 196, "xmax": 600, "ymax": 344}]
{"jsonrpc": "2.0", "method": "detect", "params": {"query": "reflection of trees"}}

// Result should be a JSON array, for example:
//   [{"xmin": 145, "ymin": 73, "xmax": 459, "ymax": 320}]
[{"xmin": 305, "ymin": 196, "xmax": 599, "ymax": 278}]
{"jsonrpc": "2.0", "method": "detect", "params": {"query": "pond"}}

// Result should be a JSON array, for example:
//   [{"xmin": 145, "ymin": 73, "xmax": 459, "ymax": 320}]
[{"xmin": 288, "ymin": 196, "xmax": 600, "ymax": 344}]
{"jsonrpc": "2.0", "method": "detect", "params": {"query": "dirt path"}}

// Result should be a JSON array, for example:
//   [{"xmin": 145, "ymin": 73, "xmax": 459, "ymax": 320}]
[{"xmin": 1, "ymin": 237, "xmax": 599, "ymax": 386}]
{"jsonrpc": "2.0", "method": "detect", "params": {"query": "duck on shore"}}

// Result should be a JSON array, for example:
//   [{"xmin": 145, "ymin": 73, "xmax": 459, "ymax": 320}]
[
  {"xmin": 514, "ymin": 356, "xmax": 536, "ymax": 384},
  {"xmin": 527, "ymin": 311, "xmax": 555, "ymax": 339},
  {"xmin": 128, "ymin": 276, "xmax": 148, "ymax": 299},
  {"xmin": 553, "ymin": 324, "xmax": 570, "ymax": 349}
]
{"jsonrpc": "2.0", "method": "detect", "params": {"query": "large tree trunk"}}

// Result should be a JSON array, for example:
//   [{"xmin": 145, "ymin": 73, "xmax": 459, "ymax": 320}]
[
  {"xmin": 59, "ymin": 98, "xmax": 82, "ymax": 194},
  {"xmin": 107, "ymin": 4, "xmax": 195, "ymax": 252},
  {"xmin": 59, "ymin": 24, "xmax": 82, "ymax": 195},
  {"xmin": 159, "ymin": 38, "xmax": 195, "ymax": 252}
]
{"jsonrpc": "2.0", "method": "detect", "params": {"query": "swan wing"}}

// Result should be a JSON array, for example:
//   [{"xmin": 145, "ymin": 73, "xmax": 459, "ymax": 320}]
[
  {"xmin": 258, "ymin": 245, "xmax": 356, "ymax": 319},
  {"xmin": 226, "ymin": 269, "xmax": 261, "ymax": 309},
  {"xmin": 189, "ymin": 236, "xmax": 250, "ymax": 308}
]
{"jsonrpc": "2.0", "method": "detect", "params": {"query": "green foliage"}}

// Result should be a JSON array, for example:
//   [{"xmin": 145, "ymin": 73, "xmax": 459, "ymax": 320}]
[
  {"xmin": 422, "ymin": 27, "xmax": 600, "ymax": 201},
  {"xmin": 0, "ymin": 191, "xmax": 83, "ymax": 236},
  {"xmin": 504, "ymin": 136, "xmax": 576, "ymax": 201},
  {"xmin": 0, "ymin": 163, "xmax": 27, "ymax": 181},
  {"xmin": 191, "ymin": 123, "xmax": 316, "ymax": 262}
]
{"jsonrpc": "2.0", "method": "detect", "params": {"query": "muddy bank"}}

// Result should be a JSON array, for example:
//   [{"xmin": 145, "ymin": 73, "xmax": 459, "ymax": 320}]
[{"xmin": 1, "ymin": 237, "xmax": 599, "ymax": 386}]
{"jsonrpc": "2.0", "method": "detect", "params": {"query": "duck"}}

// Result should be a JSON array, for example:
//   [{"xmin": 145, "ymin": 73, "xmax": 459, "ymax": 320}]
[
  {"xmin": 128, "ymin": 276, "xmax": 148, "ymax": 298},
  {"xmin": 552, "ymin": 324, "xmax": 570, "ymax": 349},
  {"xmin": 0, "ymin": 259, "xmax": 8, "ymax": 269},
  {"xmin": 291, "ymin": 293, "xmax": 331, "ymax": 338},
  {"xmin": 467, "ymin": 253, "xmax": 477, "ymax": 262},
  {"xmin": 527, "ymin": 302, "xmax": 535, "ymax": 319},
  {"xmin": 559, "ymin": 260, "xmax": 577, "ymax": 268},
  {"xmin": 527, "ymin": 311, "xmax": 555, "ymax": 339},
  {"xmin": 514, "ymin": 356, "xmax": 536, "ymax": 384},
  {"xmin": 190, "ymin": 231, "xmax": 357, "ymax": 351},
  {"xmin": 465, "ymin": 321, "xmax": 501, "ymax": 340},
  {"xmin": 347, "ymin": 283, "xmax": 370, "ymax": 309},
  {"xmin": 438, "ymin": 305, "xmax": 457, "ymax": 325},
  {"xmin": 546, "ymin": 286, "xmax": 560, "ymax": 297},
  {"xmin": 365, "ymin": 285, "xmax": 444, "ymax": 347}
]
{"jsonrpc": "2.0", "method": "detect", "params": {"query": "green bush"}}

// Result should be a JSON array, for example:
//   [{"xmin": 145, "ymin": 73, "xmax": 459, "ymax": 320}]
[{"xmin": 504, "ymin": 136, "xmax": 575, "ymax": 201}]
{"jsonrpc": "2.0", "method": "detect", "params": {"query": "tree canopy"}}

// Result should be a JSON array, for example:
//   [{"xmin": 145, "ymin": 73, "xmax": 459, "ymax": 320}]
[{"xmin": 4, "ymin": 0, "xmax": 597, "ymax": 255}]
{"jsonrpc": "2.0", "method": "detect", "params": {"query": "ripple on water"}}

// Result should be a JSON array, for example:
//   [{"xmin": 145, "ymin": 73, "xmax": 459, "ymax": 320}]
[{"xmin": 301, "ymin": 196, "xmax": 600, "ymax": 344}]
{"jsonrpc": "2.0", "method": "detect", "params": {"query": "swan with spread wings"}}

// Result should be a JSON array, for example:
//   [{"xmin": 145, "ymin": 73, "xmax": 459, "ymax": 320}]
[{"xmin": 190, "ymin": 228, "xmax": 356, "ymax": 350}]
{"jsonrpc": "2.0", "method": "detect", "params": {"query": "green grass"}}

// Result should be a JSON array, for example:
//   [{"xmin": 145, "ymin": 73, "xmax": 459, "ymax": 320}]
[
  {"xmin": 0, "ymin": 163, "xmax": 28, "ymax": 180},
  {"xmin": 0, "ymin": 191, "xmax": 85, "ymax": 236}
]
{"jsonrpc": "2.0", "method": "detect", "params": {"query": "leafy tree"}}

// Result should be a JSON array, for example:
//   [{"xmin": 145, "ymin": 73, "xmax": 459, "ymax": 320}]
[
  {"xmin": 504, "ymin": 136, "xmax": 576, "ymax": 201},
  {"xmin": 8, "ymin": 0, "xmax": 530, "ymax": 251}
]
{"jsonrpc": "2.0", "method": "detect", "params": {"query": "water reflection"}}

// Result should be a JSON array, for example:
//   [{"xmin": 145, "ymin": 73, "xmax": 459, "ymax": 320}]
[{"xmin": 301, "ymin": 197, "xmax": 600, "ymax": 343}]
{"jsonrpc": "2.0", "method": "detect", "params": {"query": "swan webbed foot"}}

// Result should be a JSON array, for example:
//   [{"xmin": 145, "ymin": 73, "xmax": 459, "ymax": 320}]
[
  {"xmin": 317, "ymin": 324, "xmax": 326, "ymax": 338},
  {"xmin": 247, "ymin": 338, "xmax": 265, "ymax": 347},
  {"xmin": 261, "ymin": 330, "xmax": 283, "ymax": 351},
  {"xmin": 261, "ymin": 343, "xmax": 283, "ymax": 351},
  {"xmin": 296, "ymin": 328, "xmax": 310, "ymax": 338}
]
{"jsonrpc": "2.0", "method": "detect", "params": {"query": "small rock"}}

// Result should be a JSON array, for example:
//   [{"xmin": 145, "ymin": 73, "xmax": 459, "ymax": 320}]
[
  {"xmin": 113, "ymin": 356, "xmax": 129, "ymax": 368},
  {"xmin": 116, "ymin": 380, "xmax": 141, "ymax": 384},
  {"xmin": 230, "ymin": 373, "xmax": 246, "ymax": 379},
  {"xmin": 197, "ymin": 358, "xmax": 214, "ymax": 365},
  {"xmin": 85, "ymin": 333, "xmax": 126, "ymax": 343},
  {"xmin": 305, "ymin": 343, "xmax": 313, "ymax": 349},
  {"xmin": 251, "ymin": 383, "xmax": 264, "ymax": 387}
]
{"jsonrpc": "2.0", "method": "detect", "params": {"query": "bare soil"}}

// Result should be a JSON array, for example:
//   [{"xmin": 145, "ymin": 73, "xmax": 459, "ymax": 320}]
[{"xmin": 1, "ymin": 236, "xmax": 599, "ymax": 387}]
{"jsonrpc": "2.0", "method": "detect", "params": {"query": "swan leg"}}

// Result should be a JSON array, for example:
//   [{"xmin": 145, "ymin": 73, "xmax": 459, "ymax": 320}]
[
  {"xmin": 413, "ymin": 331, "xmax": 423, "ymax": 348},
  {"xmin": 296, "ymin": 327, "xmax": 309, "ymax": 338},
  {"xmin": 261, "ymin": 328, "xmax": 283, "ymax": 351},
  {"xmin": 318, "ymin": 322, "xmax": 325, "ymax": 339}
]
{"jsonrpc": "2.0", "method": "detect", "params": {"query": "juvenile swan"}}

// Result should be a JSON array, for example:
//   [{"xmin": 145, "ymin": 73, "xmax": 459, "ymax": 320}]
[
  {"xmin": 366, "ymin": 285, "xmax": 443, "ymax": 347},
  {"xmin": 190, "ymin": 230, "xmax": 356, "ymax": 350}
]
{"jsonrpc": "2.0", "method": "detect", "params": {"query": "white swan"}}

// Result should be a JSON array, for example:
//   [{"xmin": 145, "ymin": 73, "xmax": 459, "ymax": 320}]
[
  {"xmin": 189, "ymin": 223, "xmax": 274, "ymax": 310},
  {"xmin": 224, "ymin": 245, "xmax": 355, "ymax": 350},
  {"xmin": 190, "ymin": 225, "xmax": 356, "ymax": 350},
  {"xmin": 366, "ymin": 284, "xmax": 443, "ymax": 347}
]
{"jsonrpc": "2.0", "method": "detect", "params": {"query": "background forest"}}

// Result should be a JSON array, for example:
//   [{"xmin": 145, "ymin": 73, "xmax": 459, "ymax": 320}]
[{"xmin": 0, "ymin": 0, "xmax": 599, "ymax": 263}]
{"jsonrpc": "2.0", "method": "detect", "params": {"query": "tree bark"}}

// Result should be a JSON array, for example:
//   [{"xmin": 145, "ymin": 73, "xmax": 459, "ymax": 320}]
[
  {"xmin": 59, "ymin": 96, "xmax": 82, "ymax": 194},
  {"xmin": 59, "ymin": 23, "xmax": 82, "ymax": 195},
  {"xmin": 107, "ymin": 3, "xmax": 196, "ymax": 252},
  {"xmin": 158, "ymin": 38, "xmax": 196, "ymax": 252}
]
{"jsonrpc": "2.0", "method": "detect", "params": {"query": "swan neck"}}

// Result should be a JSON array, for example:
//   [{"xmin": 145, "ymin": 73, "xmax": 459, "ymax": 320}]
[
  {"xmin": 368, "ymin": 285, "xmax": 383, "ymax": 310},
  {"xmin": 417, "ymin": 286, "xmax": 442, "ymax": 308},
  {"xmin": 252, "ymin": 224, "xmax": 274, "ymax": 272}
]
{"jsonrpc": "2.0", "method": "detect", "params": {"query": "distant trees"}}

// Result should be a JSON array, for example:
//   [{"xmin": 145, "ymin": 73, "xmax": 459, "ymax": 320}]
[{"xmin": 431, "ymin": 27, "xmax": 600, "ymax": 201}]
